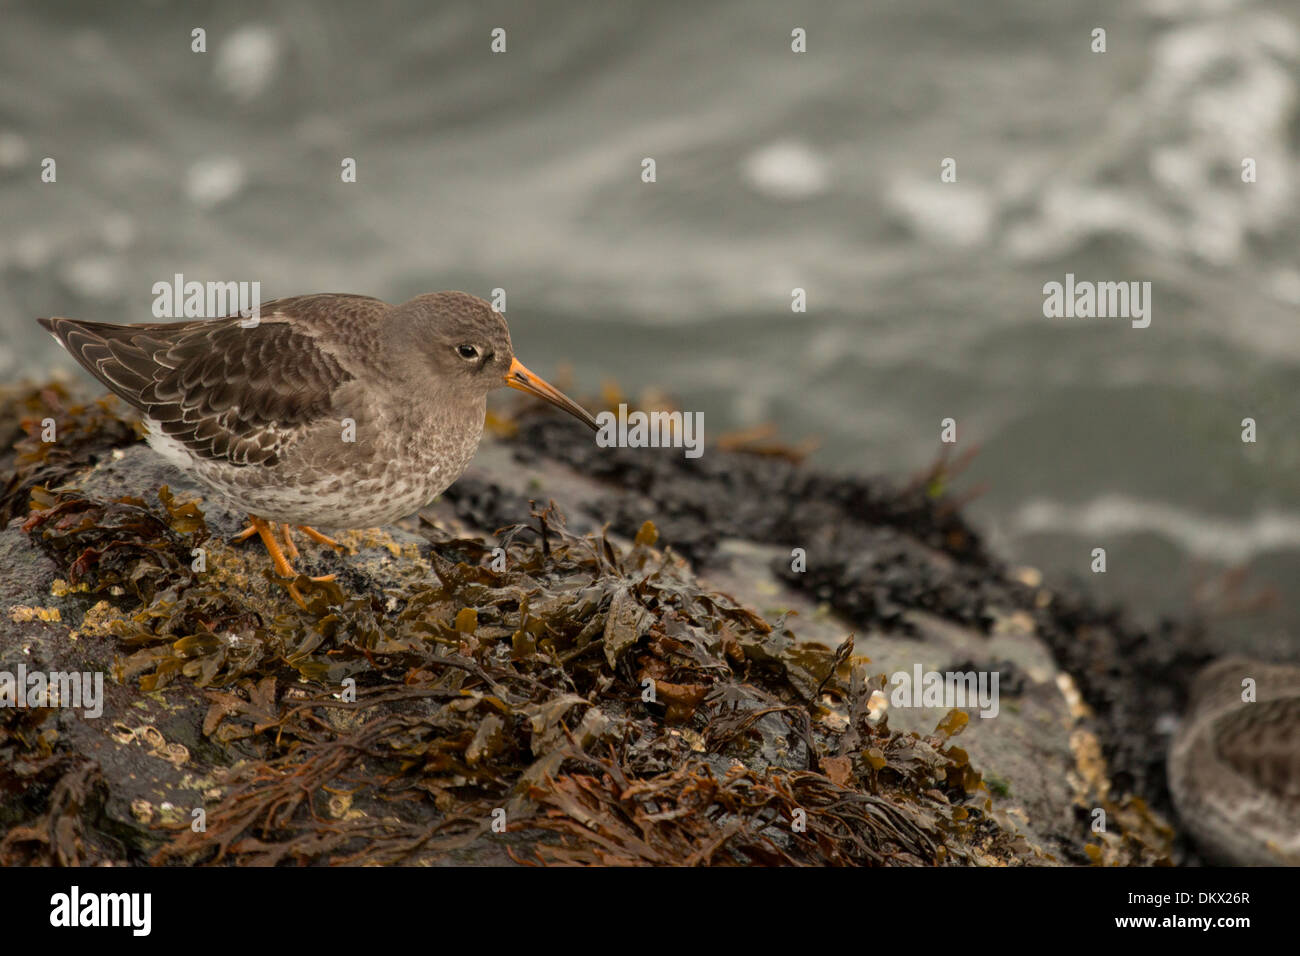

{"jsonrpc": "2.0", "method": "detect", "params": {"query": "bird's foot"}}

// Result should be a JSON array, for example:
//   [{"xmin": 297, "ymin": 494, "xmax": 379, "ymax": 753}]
[
  {"xmin": 233, "ymin": 521, "xmax": 345, "ymax": 556},
  {"xmin": 284, "ymin": 574, "xmax": 338, "ymax": 611},
  {"xmin": 239, "ymin": 516, "xmax": 340, "ymax": 609},
  {"xmin": 296, "ymin": 525, "xmax": 347, "ymax": 552},
  {"xmin": 231, "ymin": 524, "xmax": 259, "ymax": 544}
]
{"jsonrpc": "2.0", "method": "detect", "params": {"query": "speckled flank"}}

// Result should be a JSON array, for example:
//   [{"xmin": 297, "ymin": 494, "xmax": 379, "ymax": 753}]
[{"xmin": 169, "ymin": 392, "xmax": 487, "ymax": 528}]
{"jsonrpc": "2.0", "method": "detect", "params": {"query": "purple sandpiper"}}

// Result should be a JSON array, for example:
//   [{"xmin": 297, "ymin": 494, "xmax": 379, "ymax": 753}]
[
  {"xmin": 39, "ymin": 291, "xmax": 597, "ymax": 606},
  {"xmin": 1167, "ymin": 657, "xmax": 1300, "ymax": 865}
]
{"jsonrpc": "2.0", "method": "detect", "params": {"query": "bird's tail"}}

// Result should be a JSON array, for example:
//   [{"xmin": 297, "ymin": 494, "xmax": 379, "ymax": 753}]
[{"xmin": 37, "ymin": 316, "xmax": 156, "ymax": 411}]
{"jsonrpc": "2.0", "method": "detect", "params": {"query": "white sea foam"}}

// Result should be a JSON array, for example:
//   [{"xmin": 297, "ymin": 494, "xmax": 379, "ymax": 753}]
[
  {"xmin": 1011, "ymin": 495, "xmax": 1300, "ymax": 564},
  {"xmin": 740, "ymin": 140, "xmax": 830, "ymax": 200},
  {"xmin": 215, "ymin": 25, "xmax": 280, "ymax": 101}
]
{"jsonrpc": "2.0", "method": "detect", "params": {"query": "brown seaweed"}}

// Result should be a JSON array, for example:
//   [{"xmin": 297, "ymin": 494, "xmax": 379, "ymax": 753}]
[
  {"xmin": 0, "ymin": 379, "xmax": 1177, "ymax": 866},
  {"xmin": 138, "ymin": 503, "xmax": 1011, "ymax": 866}
]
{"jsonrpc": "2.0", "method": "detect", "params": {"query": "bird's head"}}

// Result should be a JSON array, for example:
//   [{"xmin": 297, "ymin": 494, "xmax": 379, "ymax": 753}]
[{"xmin": 393, "ymin": 291, "xmax": 597, "ymax": 430}]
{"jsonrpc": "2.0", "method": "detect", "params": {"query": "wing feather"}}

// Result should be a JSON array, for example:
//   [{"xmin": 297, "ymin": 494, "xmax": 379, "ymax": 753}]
[{"xmin": 37, "ymin": 297, "xmax": 375, "ymax": 467}]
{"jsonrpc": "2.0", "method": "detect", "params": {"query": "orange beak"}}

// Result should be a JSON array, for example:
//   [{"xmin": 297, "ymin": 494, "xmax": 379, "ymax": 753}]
[{"xmin": 505, "ymin": 357, "xmax": 599, "ymax": 431}]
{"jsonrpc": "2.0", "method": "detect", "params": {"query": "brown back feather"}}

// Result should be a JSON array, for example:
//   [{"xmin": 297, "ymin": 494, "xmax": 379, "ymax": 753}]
[{"xmin": 39, "ymin": 307, "xmax": 359, "ymax": 467}]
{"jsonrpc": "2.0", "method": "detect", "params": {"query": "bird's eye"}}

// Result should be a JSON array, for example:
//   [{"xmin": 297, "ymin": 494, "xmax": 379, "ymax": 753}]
[{"xmin": 456, "ymin": 345, "xmax": 479, "ymax": 360}]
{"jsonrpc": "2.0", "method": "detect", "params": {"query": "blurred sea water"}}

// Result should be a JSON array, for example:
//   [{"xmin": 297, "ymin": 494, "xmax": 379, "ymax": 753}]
[{"xmin": 0, "ymin": 0, "xmax": 1296, "ymax": 654}]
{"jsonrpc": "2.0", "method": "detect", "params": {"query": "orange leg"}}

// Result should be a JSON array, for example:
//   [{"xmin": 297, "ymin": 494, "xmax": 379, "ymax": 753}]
[
  {"xmin": 297, "ymin": 525, "xmax": 346, "ymax": 551},
  {"xmin": 249, "ymin": 516, "xmax": 298, "ymax": 580},
  {"xmin": 279, "ymin": 523, "xmax": 300, "ymax": 560},
  {"xmin": 234, "ymin": 522, "xmax": 341, "ymax": 555},
  {"xmin": 242, "ymin": 515, "xmax": 336, "ymax": 609}
]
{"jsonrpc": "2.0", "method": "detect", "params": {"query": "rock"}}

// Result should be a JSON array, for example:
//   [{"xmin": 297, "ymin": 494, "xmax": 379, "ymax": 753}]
[{"xmin": 0, "ymin": 382, "xmax": 1194, "ymax": 865}]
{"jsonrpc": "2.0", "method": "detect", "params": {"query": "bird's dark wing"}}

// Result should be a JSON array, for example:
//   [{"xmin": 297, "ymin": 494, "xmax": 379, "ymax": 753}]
[{"xmin": 38, "ymin": 298, "xmax": 377, "ymax": 467}]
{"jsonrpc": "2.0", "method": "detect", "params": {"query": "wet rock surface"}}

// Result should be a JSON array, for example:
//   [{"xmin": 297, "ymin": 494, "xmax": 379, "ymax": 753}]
[
  {"xmin": 476, "ymin": 419, "xmax": 1234, "ymax": 852},
  {"xmin": 0, "ymin": 382, "xmax": 1208, "ymax": 865}
]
